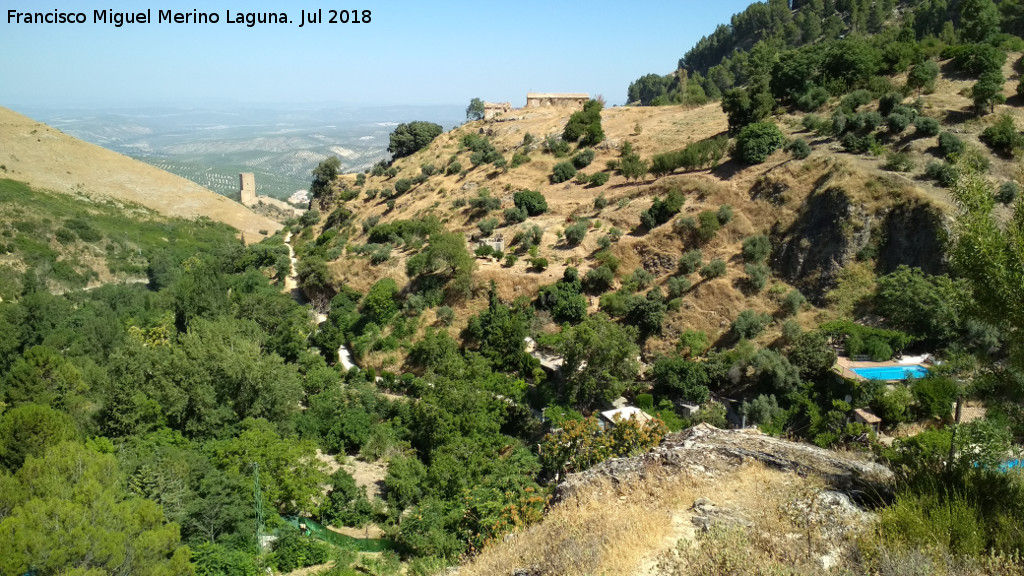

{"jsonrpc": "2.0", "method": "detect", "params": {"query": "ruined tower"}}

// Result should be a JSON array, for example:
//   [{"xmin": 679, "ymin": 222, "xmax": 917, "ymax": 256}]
[{"xmin": 239, "ymin": 172, "xmax": 256, "ymax": 206}]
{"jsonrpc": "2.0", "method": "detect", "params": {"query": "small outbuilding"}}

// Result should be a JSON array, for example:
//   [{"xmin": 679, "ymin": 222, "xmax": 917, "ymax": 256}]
[{"xmin": 852, "ymin": 408, "xmax": 882, "ymax": 435}]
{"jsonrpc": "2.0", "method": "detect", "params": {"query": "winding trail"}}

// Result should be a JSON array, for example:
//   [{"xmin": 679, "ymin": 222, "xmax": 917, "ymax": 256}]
[{"xmin": 284, "ymin": 232, "xmax": 356, "ymax": 371}]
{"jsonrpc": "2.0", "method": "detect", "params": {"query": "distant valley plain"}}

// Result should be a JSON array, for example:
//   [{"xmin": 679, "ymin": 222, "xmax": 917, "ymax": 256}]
[{"xmin": 23, "ymin": 105, "xmax": 463, "ymax": 202}]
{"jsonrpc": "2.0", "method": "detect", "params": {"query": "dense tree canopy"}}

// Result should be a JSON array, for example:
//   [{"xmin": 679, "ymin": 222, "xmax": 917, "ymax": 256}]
[{"xmin": 388, "ymin": 121, "xmax": 444, "ymax": 160}]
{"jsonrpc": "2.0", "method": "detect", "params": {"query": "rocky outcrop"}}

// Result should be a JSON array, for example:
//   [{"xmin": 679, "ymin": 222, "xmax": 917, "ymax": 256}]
[
  {"xmin": 771, "ymin": 186, "xmax": 872, "ymax": 304},
  {"xmin": 556, "ymin": 424, "xmax": 893, "ymax": 504},
  {"xmin": 877, "ymin": 200, "xmax": 948, "ymax": 276},
  {"xmin": 771, "ymin": 183, "xmax": 949, "ymax": 304}
]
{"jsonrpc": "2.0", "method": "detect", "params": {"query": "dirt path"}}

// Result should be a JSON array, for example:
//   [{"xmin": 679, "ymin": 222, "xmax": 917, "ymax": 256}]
[{"xmin": 284, "ymin": 232, "xmax": 358, "ymax": 372}]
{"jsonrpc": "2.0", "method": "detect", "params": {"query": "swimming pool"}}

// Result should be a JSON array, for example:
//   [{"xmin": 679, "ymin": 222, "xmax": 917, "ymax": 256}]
[{"xmin": 850, "ymin": 365, "xmax": 929, "ymax": 380}]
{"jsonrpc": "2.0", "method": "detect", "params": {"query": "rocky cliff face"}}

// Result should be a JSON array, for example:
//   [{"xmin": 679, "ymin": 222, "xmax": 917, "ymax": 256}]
[
  {"xmin": 771, "ymin": 186, "xmax": 872, "ymax": 305},
  {"xmin": 770, "ymin": 181, "xmax": 948, "ymax": 305},
  {"xmin": 876, "ymin": 200, "xmax": 948, "ymax": 276}
]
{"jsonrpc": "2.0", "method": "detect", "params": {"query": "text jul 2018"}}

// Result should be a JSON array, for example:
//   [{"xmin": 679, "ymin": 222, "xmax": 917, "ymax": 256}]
[{"xmin": 6, "ymin": 9, "xmax": 372, "ymax": 27}]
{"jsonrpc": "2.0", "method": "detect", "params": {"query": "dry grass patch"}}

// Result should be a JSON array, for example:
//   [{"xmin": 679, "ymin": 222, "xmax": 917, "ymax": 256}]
[{"xmin": 457, "ymin": 461, "xmax": 872, "ymax": 576}]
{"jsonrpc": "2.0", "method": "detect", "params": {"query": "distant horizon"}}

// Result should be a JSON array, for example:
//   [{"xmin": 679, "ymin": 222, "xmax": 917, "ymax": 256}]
[{"xmin": 1, "ymin": 0, "xmax": 755, "ymax": 110}]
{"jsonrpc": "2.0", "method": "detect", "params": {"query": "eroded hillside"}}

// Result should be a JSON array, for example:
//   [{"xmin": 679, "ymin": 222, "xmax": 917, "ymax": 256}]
[
  {"xmin": 0, "ymin": 106, "xmax": 281, "ymax": 243},
  {"xmin": 305, "ymin": 98, "xmax": 958, "ymax": 368}
]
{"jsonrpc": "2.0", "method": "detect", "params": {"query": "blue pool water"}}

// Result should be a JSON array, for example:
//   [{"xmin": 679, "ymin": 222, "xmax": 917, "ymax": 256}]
[{"xmin": 850, "ymin": 365, "xmax": 929, "ymax": 380}]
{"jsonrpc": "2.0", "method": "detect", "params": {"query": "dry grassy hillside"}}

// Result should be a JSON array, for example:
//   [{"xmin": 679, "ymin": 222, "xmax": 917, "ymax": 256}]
[
  {"xmin": 456, "ymin": 425, "xmax": 894, "ymax": 576},
  {"xmin": 313, "ymin": 95, "xmax": 959, "ymax": 368},
  {"xmin": 0, "ymin": 106, "xmax": 281, "ymax": 243}
]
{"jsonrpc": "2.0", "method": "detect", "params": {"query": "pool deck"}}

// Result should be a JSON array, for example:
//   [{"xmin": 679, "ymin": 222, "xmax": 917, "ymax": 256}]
[{"xmin": 833, "ymin": 355, "xmax": 932, "ymax": 382}]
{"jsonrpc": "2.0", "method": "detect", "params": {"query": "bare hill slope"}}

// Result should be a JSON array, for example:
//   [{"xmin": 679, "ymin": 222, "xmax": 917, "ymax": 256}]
[{"xmin": 0, "ymin": 106, "xmax": 281, "ymax": 242}]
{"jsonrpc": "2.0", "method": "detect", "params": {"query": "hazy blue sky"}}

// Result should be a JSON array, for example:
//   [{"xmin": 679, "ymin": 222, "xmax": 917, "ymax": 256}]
[{"xmin": 1, "ymin": 0, "xmax": 755, "ymax": 109}]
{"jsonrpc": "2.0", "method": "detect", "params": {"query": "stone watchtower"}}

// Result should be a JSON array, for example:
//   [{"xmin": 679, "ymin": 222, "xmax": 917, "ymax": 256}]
[{"xmin": 239, "ymin": 173, "xmax": 256, "ymax": 206}]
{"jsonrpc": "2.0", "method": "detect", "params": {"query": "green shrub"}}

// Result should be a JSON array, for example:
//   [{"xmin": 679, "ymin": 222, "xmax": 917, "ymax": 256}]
[
  {"xmin": 564, "ymin": 221, "xmax": 588, "ymax": 245},
  {"xmin": 394, "ymin": 178, "xmax": 414, "ymax": 194},
  {"xmin": 512, "ymin": 224, "xmax": 543, "ymax": 248},
  {"xmin": 678, "ymin": 250, "xmax": 703, "ymax": 274},
  {"xmin": 588, "ymin": 172, "xmax": 610, "ymax": 186},
  {"xmin": 697, "ymin": 210, "xmax": 720, "ymax": 242},
  {"xmin": 840, "ymin": 89, "xmax": 873, "ymax": 112},
  {"xmin": 878, "ymin": 92, "xmax": 904, "ymax": 117},
  {"xmin": 504, "ymin": 206, "xmax": 528, "ymax": 225},
  {"xmin": 717, "ymin": 204, "xmax": 734, "ymax": 224},
  {"xmin": 887, "ymin": 113, "xmax": 911, "ymax": 134},
  {"xmin": 545, "ymin": 135, "xmax": 570, "ymax": 157},
  {"xmin": 831, "ymin": 112, "xmax": 848, "ymax": 135},
  {"xmin": 907, "ymin": 61, "xmax": 939, "ymax": 94},
  {"xmin": 388, "ymin": 121, "xmax": 443, "ymax": 159},
  {"xmin": 446, "ymin": 161, "xmax": 462, "ymax": 175},
  {"xmin": 647, "ymin": 135, "xmax": 729, "ymax": 175},
  {"xmin": 741, "ymin": 235, "xmax": 771, "ymax": 262},
  {"xmin": 925, "ymin": 161, "xmax": 959, "ymax": 187},
  {"xmin": 572, "ymin": 148, "xmax": 596, "ymax": 169},
  {"xmin": 973, "ymin": 70, "xmax": 1008, "ymax": 114},
  {"xmin": 786, "ymin": 138, "xmax": 811, "ymax": 159},
  {"xmin": 861, "ymin": 111, "xmax": 884, "ymax": 131},
  {"xmin": 300, "ymin": 209, "xmax": 321, "ymax": 227},
  {"xmin": 510, "ymin": 152, "xmax": 531, "ymax": 168},
  {"xmin": 783, "ymin": 290, "xmax": 805, "ymax": 316},
  {"xmin": 530, "ymin": 257, "xmax": 549, "ymax": 271},
  {"xmin": 913, "ymin": 116, "xmax": 940, "ymax": 137},
  {"xmin": 477, "ymin": 218, "xmax": 498, "ymax": 237},
  {"xmin": 841, "ymin": 132, "xmax": 875, "ymax": 154},
  {"xmin": 911, "ymin": 375, "xmax": 958, "ymax": 419},
  {"xmin": 735, "ymin": 122, "xmax": 786, "ymax": 164},
  {"xmin": 803, "ymin": 114, "xmax": 828, "ymax": 134},
  {"xmin": 997, "ymin": 181, "xmax": 1020, "ymax": 204},
  {"xmin": 744, "ymin": 263, "xmax": 769, "ymax": 292},
  {"xmin": 699, "ymin": 259, "xmax": 726, "ymax": 280},
  {"xmin": 960, "ymin": 146, "xmax": 991, "ymax": 173},
  {"xmin": 640, "ymin": 189, "xmax": 685, "ymax": 230},
  {"xmin": 594, "ymin": 193, "xmax": 609, "ymax": 210},
  {"xmin": 667, "ymin": 275, "xmax": 692, "ymax": 298},
  {"xmin": 884, "ymin": 151, "xmax": 914, "ymax": 172},
  {"xmin": 269, "ymin": 530, "xmax": 331, "ymax": 572},
  {"xmin": 941, "ymin": 43, "xmax": 1007, "ymax": 76},
  {"xmin": 550, "ymin": 161, "xmax": 577, "ymax": 184},
  {"xmin": 562, "ymin": 99, "xmax": 605, "ymax": 146},
  {"xmin": 583, "ymin": 266, "xmax": 615, "ymax": 294},
  {"xmin": 796, "ymin": 86, "xmax": 830, "ymax": 112},
  {"xmin": 731, "ymin": 310, "xmax": 771, "ymax": 339},
  {"xmin": 467, "ymin": 190, "xmax": 501, "ymax": 213},
  {"xmin": 980, "ymin": 113, "xmax": 1024, "ymax": 156},
  {"xmin": 863, "ymin": 336, "xmax": 893, "ymax": 361},
  {"xmin": 513, "ymin": 189, "xmax": 548, "ymax": 215},
  {"xmin": 436, "ymin": 305, "xmax": 455, "ymax": 326},
  {"xmin": 938, "ymin": 132, "xmax": 966, "ymax": 158},
  {"xmin": 504, "ymin": 253, "xmax": 518, "ymax": 267},
  {"xmin": 54, "ymin": 227, "xmax": 76, "ymax": 244}
]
